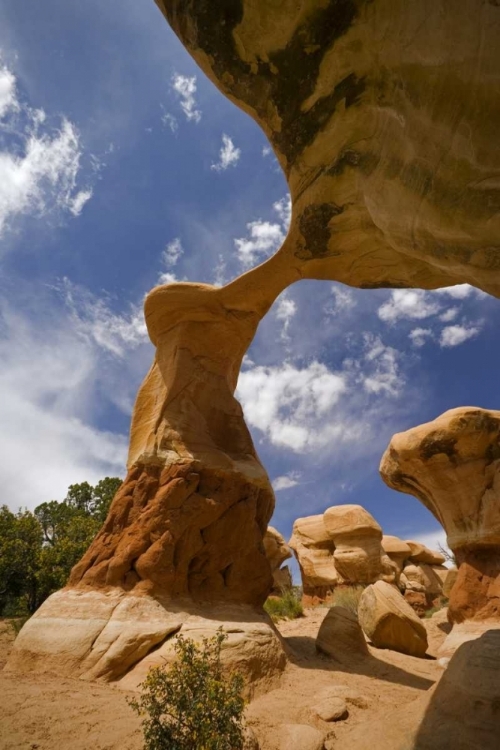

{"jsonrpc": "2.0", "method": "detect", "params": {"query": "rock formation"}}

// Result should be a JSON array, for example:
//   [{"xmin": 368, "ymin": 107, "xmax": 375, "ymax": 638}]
[
  {"xmin": 358, "ymin": 580, "xmax": 429, "ymax": 657},
  {"xmin": 316, "ymin": 606, "xmax": 369, "ymax": 662},
  {"xmin": 8, "ymin": 264, "xmax": 302, "ymax": 689},
  {"xmin": 380, "ymin": 407, "xmax": 500, "ymax": 625},
  {"xmin": 155, "ymin": 0, "xmax": 500, "ymax": 298},
  {"xmin": 289, "ymin": 514, "xmax": 339, "ymax": 605},
  {"xmin": 264, "ymin": 526, "xmax": 293, "ymax": 594}
]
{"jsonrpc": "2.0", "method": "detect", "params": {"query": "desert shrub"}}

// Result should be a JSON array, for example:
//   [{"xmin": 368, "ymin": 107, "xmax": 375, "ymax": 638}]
[
  {"xmin": 329, "ymin": 585, "xmax": 365, "ymax": 616},
  {"xmin": 423, "ymin": 597, "xmax": 449, "ymax": 618},
  {"xmin": 264, "ymin": 587, "xmax": 303, "ymax": 622},
  {"xmin": 129, "ymin": 629, "xmax": 245, "ymax": 750}
]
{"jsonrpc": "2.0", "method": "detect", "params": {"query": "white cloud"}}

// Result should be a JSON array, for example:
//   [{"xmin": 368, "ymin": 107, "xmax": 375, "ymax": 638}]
[
  {"xmin": 272, "ymin": 472, "xmax": 301, "ymax": 491},
  {"xmin": 378, "ymin": 289, "xmax": 441, "ymax": 323},
  {"xmin": 211, "ymin": 134, "xmax": 241, "ymax": 172},
  {"xmin": 409, "ymin": 327, "xmax": 433, "ymax": 347},
  {"xmin": 325, "ymin": 284, "xmax": 356, "ymax": 315},
  {"xmin": 0, "ymin": 63, "xmax": 18, "ymax": 119},
  {"xmin": 262, "ymin": 146, "xmax": 272, "ymax": 157},
  {"xmin": 439, "ymin": 307, "xmax": 458, "ymax": 323},
  {"xmin": 60, "ymin": 279, "xmax": 149, "ymax": 358},
  {"xmin": 0, "ymin": 59, "xmax": 93, "ymax": 241},
  {"xmin": 362, "ymin": 334, "xmax": 403, "ymax": 396},
  {"xmin": 434, "ymin": 284, "xmax": 475, "ymax": 299},
  {"xmin": 439, "ymin": 324, "xmax": 480, "ymax": 348},
  {"xmin": 275, "ymin": 292, "xmax": 297, "ymax": 341},
  {"xmin": 161, "ymin": 111, "xmax": 178, "ymax": 133},
  {"xmin": 162, "ymin": 237, "xmax": 183, "ymax": 267},
  {"xmin": 171, "ymin": 74, "xmax": 201, "ymax": 123},
  {"xmin": 237, "ymin": 361, "xmax": 347, "ymax": 452},
  {"xmin": 0, "ymin": 299, "xmax": 129, "ymax": 511},
  {"xmin": 273, "ymin": 194, "xmax": 292, "ymax": 231},
  {"xmin": 234, "ymin": 220, "xmax": 284, "ymax": 268}
]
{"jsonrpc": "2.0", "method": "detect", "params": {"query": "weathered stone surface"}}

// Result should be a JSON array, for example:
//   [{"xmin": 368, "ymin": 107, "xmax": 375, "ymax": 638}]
[
  {"xmin": 324, "ymin": 504, "xmax": 385, "ymax": 585},
  {"xmin": 313, "ymin": 696, "xmax": 348, "ymax": 722},
  {"xmin": 382, "ymin": 535, "xmax": 411, "ymax": 574},
  {"xmin": 316, "ymin": 606, "xmax": 369, "ymax": 661},
  {"xmin": 358, "ymin": 581, "xmax": 428, "ymax": 657},
  {"xmin": 9, "ymin": 269, "xmax": 302, "ymax": 684},
  {"xmin": 416, "ymin": 630, "xmax": 500, "ymax": 749},
  {"xmin": 442, "ymin": 567, "xmax": 459, "ymax": 598},
  {"xmin": 289, "ymin": 514, "xmax": 339, "ymax": 605},
  {"xmin": 276, "ymin": 724, "xmax": 325, "ymax": 750},
  {"xmin": 403, "ymin": 563, "xmax": 443, "ymax": 599},
  {"xmin": 155, "ymin": 0, "xmax": 500, "ymax": 297},
  {"xmin": 264, "ymin": 526, "xmax": 293, "ymax": 594},
  {"xmin": 6, "ymin": 589, "xmax": 285, "ymax": 696},
  {"xmin": 381, "ymin": 407, "xmax": 500, "ymax": 624},
  {"xmin": 405, "ymin": 540, "xmax": 446, "ymax": 566}
]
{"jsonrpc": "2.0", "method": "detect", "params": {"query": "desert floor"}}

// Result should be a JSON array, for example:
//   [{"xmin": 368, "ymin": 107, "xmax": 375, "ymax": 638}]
[{"xmin": 0, "ymin": 608, "xmax": 451, "ymax": 750}]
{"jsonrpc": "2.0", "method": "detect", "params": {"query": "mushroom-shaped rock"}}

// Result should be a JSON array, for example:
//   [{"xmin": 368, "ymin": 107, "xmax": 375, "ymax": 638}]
[
  {"xmin": 156, "ymin": 0, "xmax": 500, "ymax": 298},
  {"xmin": 381, "ymin": 407, "xmax": 500, "ymax": 623},
  {"xmin": 324, "ymin": 505, "xmax": 384, "ymax": 584},
  {"xmin": 403, "ymin": 563, "xmax": 443, "ymax": 599},
  {"xmin": 358, "ymin": 581, "xmax": 428, "ymax": 657},
  {"xmin": 289, "ymin": 515, "xmax": 338, "ymax": 604},
  {"xmin": 405, "ymin": 540, "xmax": 446, "ymax": 566},
  {"xmin": 316, "ymin": 606, "xmax": 369, "ymax": 661}
]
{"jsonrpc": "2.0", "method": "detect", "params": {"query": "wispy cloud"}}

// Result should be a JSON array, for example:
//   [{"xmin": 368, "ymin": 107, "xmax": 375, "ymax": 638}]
[
  {"xmin": 171, "ymin": 74, "xmax": 201, "ymax": 123},
  {"xmin": 439, "ymin": 324, "xmax": 481, "ymax": 347},
  {"xmin": 234, "ymin": 194, "xmax": 290, "ymax": 268},
  {"xmin": 0, "ymin": 57, "xmax": 93, "ymax": 242},
  {"xmin": 409, "ymin": 327, "xmax": 433, "ymax": 347},
  {"xmin": 211, "ymin": 134, "xmax": 241, "ymax": 172},
  {"xmin": 272, "ymin": 472, "xmax": 301, "ymax": 492},
  {"xmin": 378, "ymin": 289, "xmax": 441, "ymax": 323}
]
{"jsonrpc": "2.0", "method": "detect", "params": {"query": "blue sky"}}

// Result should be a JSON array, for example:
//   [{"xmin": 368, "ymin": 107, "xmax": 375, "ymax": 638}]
[{"xmin": 1, "ymin": 0, "xmax": 498, "ymax": 574}]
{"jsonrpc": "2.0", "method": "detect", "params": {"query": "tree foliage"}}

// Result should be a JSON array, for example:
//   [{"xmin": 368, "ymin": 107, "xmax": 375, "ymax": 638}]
[
  {"xmin": 129, "ymin": 630, "xmax": 245, "ymax": 750},
  {"xmin": 0, "ymin": 477, "xmax": 121, "ymax": 616}
]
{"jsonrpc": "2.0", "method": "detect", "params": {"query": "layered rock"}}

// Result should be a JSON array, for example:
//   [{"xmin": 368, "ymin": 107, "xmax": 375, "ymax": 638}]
[
  {"xmin": 155, "ymin": 0, "xmax": 500, "ymax": 297},
  {"xmin": 381, "ymin": 407, "xmax": 500, "ymax": 624},
  {"xmin": 358, "ymin": 580, "xmax": 428, "ymax": 657},
  {"xmin": 289, "ymin": 514, "xmax": 339, "ymax": 605},
  {"xmin": 290, "ymin": 505, "xmax": 399, "ymax": 604},
  {"xmin": 264, "ymin": 526, "xmax": 293, "ymax": 594},
  {"xmin": 8, "ymin": 265, "xmax": 301, "ymax": 688}
]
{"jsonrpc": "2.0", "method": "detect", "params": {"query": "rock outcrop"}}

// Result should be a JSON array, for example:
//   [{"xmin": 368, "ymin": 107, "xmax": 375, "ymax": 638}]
[
  {"xmin": 8, "ymin": 267, "xmax": 301, "ymax": 688},
  {"xmin": 155, "ymin": 0, "xmax": 500, "ymax": 297},
  {"xmin": 264, "ymin": 526, "xmax": 293, "ymax": 594},
  {"xmin": 381, "ymin": 407, "xmax": 500, "ymax": 625},
  {"xmin": 289, "ymin": 514, "xmax": 339, "ymax": 605},
  {"xmin": 358, "ymin": 580, "xmax": 429, "ymax": 657}
]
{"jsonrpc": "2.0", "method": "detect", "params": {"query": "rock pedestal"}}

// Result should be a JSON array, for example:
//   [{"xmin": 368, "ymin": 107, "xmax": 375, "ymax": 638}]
[
  {"xmin": 381, "ymin": 407, "xmax": 500, "ymax": 626},
  {"xmin": 8, "ymin": 267, "xmax": 302, "ymax": 690}
]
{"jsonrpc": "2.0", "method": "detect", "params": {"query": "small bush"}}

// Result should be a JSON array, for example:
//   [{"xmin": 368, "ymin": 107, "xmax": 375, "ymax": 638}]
[
  {"xmin": 129, "ymin": 629, "xmax": 245, "ymax": 750},
  {"xmin": 328, "ymin": 585, "xmax": 364, "ymax": 616},
  {"xmin": 264, "ymin": 587, "xmax": 304, "ymax": 622},
  {"xmin": 423, "ymin": 597, "xmax": 449, "ymax": 618}
]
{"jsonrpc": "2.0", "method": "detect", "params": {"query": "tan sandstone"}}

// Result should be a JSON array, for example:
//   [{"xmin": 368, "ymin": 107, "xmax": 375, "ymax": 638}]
[
  {"xmin": 316, "ymin": 606, "xmax": 369, "ymax": 662},
  {"xmin": 381, "ymin": 407, "xmax": 500, "ymax": 625},
  {"xmin": 358, "ymin": 581, "xmax": 428, "ymax": 657},
  {"xmin": 264, "ymin": 526, "xmax": 293, "ymax": 594}
]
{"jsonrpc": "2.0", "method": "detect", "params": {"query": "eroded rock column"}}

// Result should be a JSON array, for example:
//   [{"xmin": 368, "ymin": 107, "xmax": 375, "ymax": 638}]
[
  {"xmin": 380, "ymin": 407, "xmax": 500, "ymax": 625},
  {"xmin": 8, "ymin": 253, "xmax": 300, "ymax": 688}
]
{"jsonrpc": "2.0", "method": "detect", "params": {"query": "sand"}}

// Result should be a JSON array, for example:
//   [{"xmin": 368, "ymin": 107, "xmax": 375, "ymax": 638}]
[{"xmin": 0, "ymin": 608, "xmax": 451, "ymax": 750}]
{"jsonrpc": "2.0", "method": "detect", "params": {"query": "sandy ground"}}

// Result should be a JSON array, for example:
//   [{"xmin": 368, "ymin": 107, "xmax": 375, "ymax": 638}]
[{"xmin": 0, "ymin": 609, "xmax": 451, "ymax": 750}]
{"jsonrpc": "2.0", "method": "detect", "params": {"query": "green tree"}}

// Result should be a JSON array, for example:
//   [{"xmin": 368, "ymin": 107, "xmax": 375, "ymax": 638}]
[
  {"xmin": 129, "ymin": 630, "xmax": 245, "ymax": 750},
  {"xmin": 0, "ymin": 506, "xmax": 42, "ymax": 615}
]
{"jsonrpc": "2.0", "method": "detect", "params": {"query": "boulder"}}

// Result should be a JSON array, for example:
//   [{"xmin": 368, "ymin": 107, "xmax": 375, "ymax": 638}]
[
  {"xmin": 316, "ymin": 606, "xmax": 369, "ymax": 661},
  {"xmin": 156, "ymin": 0, "xmax": 500, "ymax": 298},
  {"xmin": 323, "ymin": 505, "xmax": 384, "ymax": 585},
  {"xmin": 313, "ymin": 696, "xmax": 348, "ymax": 722},
  {"xmin": 403, "ymin": 563, "xmax": 443, "ymax": 599},
  {"xmin": 381, "ymin": 407, "xmax": 500, "ymax": 625},
  {"xmin": 358, "ymin": 581, "xmax": 428, "ymax": 657},
  {"xmin": 443, "ymin": 568, "xmax": 459, "ymax": 598},
  {"xmin": 416, "ymin": 630, "xmax": 500, "ymax": 750}
]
